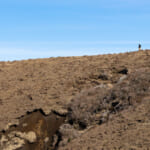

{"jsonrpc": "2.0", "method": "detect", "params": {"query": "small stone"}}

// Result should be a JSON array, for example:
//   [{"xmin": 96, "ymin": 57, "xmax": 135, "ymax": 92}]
[
  {"xmin": 0, "ymin": 135, "xmax": 8, "ymax": 145},
  {"xmin": 24, "ymin": 131, "xmax": 37, "ymax": 143},
  {"xmin": 13, "ymin": 131, "xmax": 37, "ymax": 143},
  {"xmin": 44, "ymin": 137, "xmax": 49, "ymax": 143},
  {"xmin": 43, "ymin": 108, "xmax": 51, "ymax": 115},
  {"xmin": 107, "ymin": 83, "xmax": 113, "ymax": 89},
  {"xmin": 4, "ymin": 123, "xmax": 14, "ymax": 131},
  {"xmin": 10, "ymin": 138, "xmax": 24, "ymax": 150},
  {"xmin": 118, "ymin": 75, "xmax": 127, "ymax": 84},
  {"xmin": 52, "ymin": 108, "xmax": 68, "ymax": 116}
]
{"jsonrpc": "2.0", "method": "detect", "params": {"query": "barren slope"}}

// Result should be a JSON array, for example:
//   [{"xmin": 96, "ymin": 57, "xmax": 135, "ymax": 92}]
[{"xmin": 0, "ymin": 50, "xmax": 150, "ymax": 150}]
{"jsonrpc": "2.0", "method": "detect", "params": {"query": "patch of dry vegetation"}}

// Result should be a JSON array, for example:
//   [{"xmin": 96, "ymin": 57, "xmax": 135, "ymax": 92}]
[{"xmin": 67, "ymin": 68, "xmax": 150, "ymax": 130}]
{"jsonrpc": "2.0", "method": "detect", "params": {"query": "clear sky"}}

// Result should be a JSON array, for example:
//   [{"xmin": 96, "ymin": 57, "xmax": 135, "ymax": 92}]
[{"xmin": 0, "ymin": 0, "xmax": 150, "ymax": 61}]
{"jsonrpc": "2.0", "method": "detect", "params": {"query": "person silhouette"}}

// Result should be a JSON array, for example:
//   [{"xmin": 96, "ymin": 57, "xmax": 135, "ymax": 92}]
[{"xmin": 138, "ymin": 44, "xmax": 141, "ymax": 51}]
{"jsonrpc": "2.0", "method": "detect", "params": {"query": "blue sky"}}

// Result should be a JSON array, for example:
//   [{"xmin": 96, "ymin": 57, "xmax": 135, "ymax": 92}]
[{"xmin": 0, "ymin": 0, "xmax": 150, "ymax": 61}]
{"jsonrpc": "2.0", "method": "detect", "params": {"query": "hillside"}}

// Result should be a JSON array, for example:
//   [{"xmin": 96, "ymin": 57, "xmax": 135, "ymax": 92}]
[{"xmin": 0, "ymin": 50, "xmax": 150, "ymax": 150}]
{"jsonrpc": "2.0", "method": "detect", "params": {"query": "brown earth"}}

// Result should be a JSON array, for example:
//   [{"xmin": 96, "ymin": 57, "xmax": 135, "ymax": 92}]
[
  {"xmin": 0, "ymin": 50, "xmax": 150, "ymax": 149},
  {"xmin": 59, "ymin": 98, "xmax": 150, "ymax": 150}
]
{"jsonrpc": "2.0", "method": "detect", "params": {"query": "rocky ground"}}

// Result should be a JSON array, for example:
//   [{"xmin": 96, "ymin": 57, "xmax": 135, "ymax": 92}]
[{"xmin": 0, "ymin": 50, "xmax": 150, "ymax": 149}]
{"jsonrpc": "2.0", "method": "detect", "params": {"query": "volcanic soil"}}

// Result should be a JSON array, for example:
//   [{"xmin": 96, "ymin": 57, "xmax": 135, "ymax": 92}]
[{"xmin": 0, "ymin": 50, "xmax": 150, "ymax": 150}]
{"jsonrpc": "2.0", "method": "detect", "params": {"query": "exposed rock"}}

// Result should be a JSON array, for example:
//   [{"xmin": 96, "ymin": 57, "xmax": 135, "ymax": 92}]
[
  {"xmin": 0, "ymin": 131, "xmax": 37, "ymax": 150},
  {"xmin": 0, "ymin": 110, "xmax": 65, "ymax": 150},
  {"xmin": 0, "ymin": 134, "xmax": 25, "ymax": 150},
  {"xmin": 0, "ymin": 135, "xmax": 8, "ymax": 144},
  {"xmin": 15, "ymin": 131, "xmax": 37, "ymax": 143},
  {"xmin": 4, "ymin": 121, "xmax": 19, "ymax": 131}
]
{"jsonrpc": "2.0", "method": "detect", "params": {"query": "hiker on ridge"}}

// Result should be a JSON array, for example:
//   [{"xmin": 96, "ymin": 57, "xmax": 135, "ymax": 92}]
[{"xmin": 138, "ymin": 44, "xmax": 141, "ymax": 51}]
